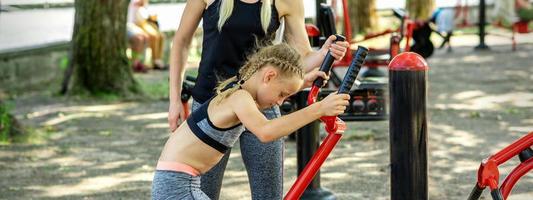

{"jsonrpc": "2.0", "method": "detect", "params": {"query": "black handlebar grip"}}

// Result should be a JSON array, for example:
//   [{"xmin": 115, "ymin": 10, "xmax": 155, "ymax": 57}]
[
  {"xmin": 467, "ymin": 184, "xmax": 484, "ymax": 200},
  {"xmin": 490, "ymin": 189, "xmax": 504, "ymax": 200},
  {"xmin": 185, "ymin": 75, "xmax": 197, "ymax": 83},
  {"xmin": 312, "ymin": 34, "xmax": 346, "ymax": 88},
  {"xmin": 338, "ymin": 46, "xmax": 368, "ymax": 94}
]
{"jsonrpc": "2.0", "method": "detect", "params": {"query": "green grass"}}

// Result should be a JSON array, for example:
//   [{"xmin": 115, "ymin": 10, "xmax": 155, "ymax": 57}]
[{"xmin": 137, "ymin": 68, "xmax": 198, "ymax": 100}]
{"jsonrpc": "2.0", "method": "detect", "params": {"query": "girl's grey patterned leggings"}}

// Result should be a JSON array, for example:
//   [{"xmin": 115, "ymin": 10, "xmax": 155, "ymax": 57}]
[{"xmin": 152, "ymin": 170, "xmax": 210, "ymax": 200}]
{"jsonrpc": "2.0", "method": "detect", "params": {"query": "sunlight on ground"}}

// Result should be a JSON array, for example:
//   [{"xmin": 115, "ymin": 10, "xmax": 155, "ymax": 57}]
[
  {"xmin": 126, "ymin": 112, "xmax": 167, "ymax": 121},
  {"xmin": 321, "ymin": 172, "xmax": 351, "ymax": 180},
  {"xmin": 33, "ymin": 103, "xmax": 139, "ymax": 126},
  {"xmin": 325, "ymin": 156, "xmax": 366, "ymax": 166},
  {"xmin": 508, "ymin": 126, "xmax": 533, "ymax": 133},
  {"xmin": 430, "ymin": 124, "xmax": 482, "ymax": 147},
  {"xmin": 450, "ymin": 160, "xmax": 479, "ymax": 174},
  {"xmin": 462, "ymin": 54, "xmax": 495, "ymax": 63},
  {"xmin": 47, "ymin": 155, "xmax": 93, "ymax": 167},
  {"xmin": 435, "ymin": 92, "xmax": 533, "ymax": 110},
  {"xmin": 145, "ymin": 123, "xmax": 168, "ymax": 129},
  {"xmin": 27, "ymin": 172, "xmax": 153, "ymax": 197},
  {"xmin": 27, "ymin": 103, "xmax": 136, "ymax": 119},
  {"xmin": 352, "ymin": 149, "xmax": 386, "ymax": 157},
  {"xmin": 93, "ymin": 160, "xmax": 139, "ymax": 170},
  {"xmin": 42, "ymin": 112, "xmax": 109, "ymax": 126},
  {"xmin": 451, "ymin": 90, "xmax": 485, "ymax": 100}
]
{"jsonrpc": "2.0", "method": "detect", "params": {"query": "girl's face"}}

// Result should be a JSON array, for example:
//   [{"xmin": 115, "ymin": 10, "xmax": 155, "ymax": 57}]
[{"xmin": 255, "ymin": 66, "xmax": 303, "ymax": 109}]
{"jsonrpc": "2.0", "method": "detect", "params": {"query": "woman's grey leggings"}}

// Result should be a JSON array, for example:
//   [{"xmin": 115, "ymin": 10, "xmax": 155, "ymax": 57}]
[
  {"xmin": 152, "ymin": 170, "xmax": 210, "ymax": 200},
  {"xmin": 192, "ymin": 100, "xmax": 284, "ymax": 200}
]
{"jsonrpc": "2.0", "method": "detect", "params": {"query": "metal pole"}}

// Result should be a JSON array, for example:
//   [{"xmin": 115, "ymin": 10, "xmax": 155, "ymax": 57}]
[
  {"xmin": 389, "ymin": 52, "xmax": 429, "ymax": 200},
  {"xmin": 475, "ymin": 0, "xmax": 489, "ymax": 50},
  {"xmin": 295, "ymin": 90, "xmax": 335, "ymax": 200},
  {"xmin": 315, "ymin": 0, "xmax": 326, "ymax": 26}
]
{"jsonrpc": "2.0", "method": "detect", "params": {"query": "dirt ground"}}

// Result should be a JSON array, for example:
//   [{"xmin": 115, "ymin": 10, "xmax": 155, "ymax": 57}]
[{"xmin": 1, "ymin": 34, "xmax": 532, "ymax": 200}]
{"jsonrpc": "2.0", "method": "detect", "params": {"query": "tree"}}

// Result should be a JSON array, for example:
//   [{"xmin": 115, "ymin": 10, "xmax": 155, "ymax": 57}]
[
  {"xmin": 66, "ymin": 0, "xmax": 140, "ymax": 96},
  {"xmin": 347, "ymin": 0, "xmax": 377, "ymax": 34},
  {"xmin": 406, "ymin": 0, "xmax": 435, "ymax": 20}
]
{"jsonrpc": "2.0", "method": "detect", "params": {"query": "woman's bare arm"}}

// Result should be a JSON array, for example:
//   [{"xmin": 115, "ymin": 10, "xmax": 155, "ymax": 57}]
[
  {"xmin": 277, "ymin": 0, "xmax": 349, "ymax": 72},
  {"xmin": 168, "ymin": 0, "xmax": 206, "ymax": 131}
]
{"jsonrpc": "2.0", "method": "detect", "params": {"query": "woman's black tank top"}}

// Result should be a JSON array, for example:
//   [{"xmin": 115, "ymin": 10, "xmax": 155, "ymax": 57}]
[{"xmin": 192, "ymin": 0, "xmax": 280, "ymax": 103}]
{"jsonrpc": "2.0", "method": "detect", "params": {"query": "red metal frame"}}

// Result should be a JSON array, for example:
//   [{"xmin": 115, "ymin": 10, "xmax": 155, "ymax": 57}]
[
  {"xmin": 182, "ymin": 101, "xmax": 190, "ymax": 119},
  {"xmin": 473, "ymin": 132, "xmax": 533, "ymax": 199},
  {"xmin": 500, "ymin": 157, "xmax": 533, "ymax": 199},
  {"xmin": 284, "ymin": 85, "xmax": 347, "ymax": 200}
]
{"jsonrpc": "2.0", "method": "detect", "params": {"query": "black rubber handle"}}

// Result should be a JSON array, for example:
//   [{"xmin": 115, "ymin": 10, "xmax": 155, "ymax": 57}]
[
  {"xmin": 338, "ymin": 46, "xmax": 368, "ymax": 94},
  {"xmin": 490, "ymin": 189, "xmax": 503, "ymax": 200},
  {"xmin": 313, "ymin": 34, "xmax": 346, "ymax": 88},
  {"xmin": 467, "ymin": 184, "xmax": 484, "ymax": 200},
  {"xmin": 185, "ymin": 75, "xmax": 197, "ymax": 83}
]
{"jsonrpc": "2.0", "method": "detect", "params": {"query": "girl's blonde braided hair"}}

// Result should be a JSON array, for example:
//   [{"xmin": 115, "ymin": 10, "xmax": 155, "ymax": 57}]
[{"xmin": 215, "ymin": 43, "xmax": 303, "ymax": 103}]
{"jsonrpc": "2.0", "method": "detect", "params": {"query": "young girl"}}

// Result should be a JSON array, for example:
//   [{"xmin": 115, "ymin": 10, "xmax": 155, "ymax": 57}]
[
  {"xmin": 152, "ymin": 43, "xmax": 350, "ymax": 200},
  {"xmin": 169, "ymin": 0, "xmax": 348, "ymax": 198}
]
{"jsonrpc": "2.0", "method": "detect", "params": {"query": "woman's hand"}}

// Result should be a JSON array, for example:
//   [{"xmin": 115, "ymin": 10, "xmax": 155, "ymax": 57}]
[
  {"xmin": 302, "ymin": 68, "xmax": 329, "ymax": 89},
  {"xmin": 320, "ymin": 35, "xmax": 350, "ymax": 61},
  {"xmin": 318, "ymin": 92, "xmax": 350, "ymax": 116},
  {"xmin": 168, "ymin": 102, "xmax": 186, "ymax": 132}
]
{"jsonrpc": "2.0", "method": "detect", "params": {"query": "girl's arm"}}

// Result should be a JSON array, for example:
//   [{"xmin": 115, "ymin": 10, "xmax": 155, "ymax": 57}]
[
  {"xmin": 277, "ymin": 0, "xmax": 349, "ymax": 73},
  {"xmin": 229, "ymin": 90, "xmax": 349, "ymax": 143},
  {"xmin": 168, "ymin": 0, "xmax": 206, "ymax": 132}
]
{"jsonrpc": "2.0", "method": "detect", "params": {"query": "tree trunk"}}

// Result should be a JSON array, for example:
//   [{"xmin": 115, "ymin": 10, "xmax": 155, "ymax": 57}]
[
  {"xmin": 70, "ymin": 0, "xmax": 140, "ymax": 96},
  {"xmin": 406, "ymin": 0, "xmax": 435, "ymax": 20},
  {"xmin": 347, "ymin": 0, "xmax": 377, "ymax": 34}
]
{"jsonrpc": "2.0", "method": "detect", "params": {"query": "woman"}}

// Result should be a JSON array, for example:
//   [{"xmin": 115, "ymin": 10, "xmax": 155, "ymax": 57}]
[{"xmin": 168, "ymin": 0, "xmax": 349, "ymax": 199}]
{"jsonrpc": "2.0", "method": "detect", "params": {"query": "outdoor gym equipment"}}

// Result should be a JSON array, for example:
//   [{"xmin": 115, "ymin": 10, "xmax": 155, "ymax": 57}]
[
  {"xmin": 458, "ymin": 0, "xmax": 532, "ymax": 51},
  {"xmin": 299, "ymin": 3, "xmax": 387, "ymax": 122},
  {"xmin": 467, "ymin": 132, "xmax": 533, "ymax": 200},
  {"xmin": 284, "ymin": 44, "xmax": 369, "ymax": 199},
  {"xmin": 180, "ymin": 75, "xmax": 196, "ymax": 118}
]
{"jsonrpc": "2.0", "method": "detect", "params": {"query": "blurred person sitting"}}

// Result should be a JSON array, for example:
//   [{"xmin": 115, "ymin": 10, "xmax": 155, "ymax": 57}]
[
  {"xmin": 127, "ymin": 0, "xmax": 166, "ymax": 71},
  {"xmin": 516, "ymin": 0, "xmax": 533, "ymax": 21},
  {"xmin": 430, "ymin": 8, "xmax": 455, "ymax": 52},
  {"xmin": 127, "ymin": 22, "xmax": 149, "ymax": 73},
  {"xmin": 494, "ymin": 0, "xmax": 533, "ymax": 27}
]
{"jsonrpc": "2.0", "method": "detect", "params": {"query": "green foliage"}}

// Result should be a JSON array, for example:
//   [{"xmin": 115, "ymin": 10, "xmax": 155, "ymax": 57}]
[
  {"xmin": 0, "ymin": 103, "xmax": 13, "ymax": 143},
  {"xmin": 58, "ymin": 56, "xmax": 69, "ymax": 71}
]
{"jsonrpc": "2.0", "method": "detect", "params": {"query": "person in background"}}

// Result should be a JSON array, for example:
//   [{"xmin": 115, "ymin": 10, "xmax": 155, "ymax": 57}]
[
  {"xmin": 430, "ymin": 7, "xmax": 455, "ymax": 52},
  {"xmin": 127, "ymin": 0, "xmax": 166, "ymax": 71},
  {"xmin": 494, "ymin": 0, "xmax": 533, "ymax": 27},
  {"xmin": 516, "ymin": 0, "xmax": 533, "ymax": 21}
]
